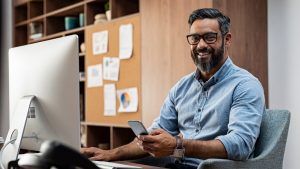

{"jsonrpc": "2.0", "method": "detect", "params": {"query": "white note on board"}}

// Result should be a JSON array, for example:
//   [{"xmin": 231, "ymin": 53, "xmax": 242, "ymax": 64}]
[
  {"xmin": 103, "ymin": 57, "xmax": 120, "ymax": 81},
  {"xmin": 119, "ymin": 24, "xmax": 133, "ymax": 59},
  {"xmin": 104, "ymin": 84, "xmax": 116, "ymax": 116},
  {"xmin": 93, "ymin": 30, "xmax": 108, "ymax": 55},
  {"xmin": 87, "ymin": 64, "xmax": 103, "ymax": 88}
]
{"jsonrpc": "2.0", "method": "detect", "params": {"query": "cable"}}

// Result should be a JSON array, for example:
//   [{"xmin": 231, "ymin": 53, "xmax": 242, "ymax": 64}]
[
  {"xmin": 0, "ymin": 138, "xmax": 17, "ymax": 169},
  {"xmin": 0, "ymin": 133, "xmax": 40, "ymax": 169}
]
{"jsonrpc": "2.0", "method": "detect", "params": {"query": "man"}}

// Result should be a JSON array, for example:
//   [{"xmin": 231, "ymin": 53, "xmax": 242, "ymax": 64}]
[{"xmin": 81, "ymin": 8, "xmax": 265, "ymax": 169}]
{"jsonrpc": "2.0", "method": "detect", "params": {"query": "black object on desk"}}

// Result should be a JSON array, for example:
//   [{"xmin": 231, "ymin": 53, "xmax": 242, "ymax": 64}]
[{"xmin": 18, "ymin": 141, "xmax": 99, "ymax": 169}]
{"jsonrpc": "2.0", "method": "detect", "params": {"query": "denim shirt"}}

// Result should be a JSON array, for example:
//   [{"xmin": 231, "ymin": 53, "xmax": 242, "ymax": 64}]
[{"xmin": 148, "ymin": 57, "xmax": 265, "ymax": 167}]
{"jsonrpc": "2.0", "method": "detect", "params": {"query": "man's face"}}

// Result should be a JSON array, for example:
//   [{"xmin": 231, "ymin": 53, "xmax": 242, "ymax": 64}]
[{"xmin": 188, "ymin": 19, "xmax": 228, "ymax": 73}]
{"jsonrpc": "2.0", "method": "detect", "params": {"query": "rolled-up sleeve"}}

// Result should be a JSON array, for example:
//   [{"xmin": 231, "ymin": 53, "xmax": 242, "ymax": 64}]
[
  {"xmin": 147, "ymin": 84, "xmax": 180, "ymax": 136},
  {"xmin": 216, "ymin": 79, "xmax": 265, "ymax": 160}
]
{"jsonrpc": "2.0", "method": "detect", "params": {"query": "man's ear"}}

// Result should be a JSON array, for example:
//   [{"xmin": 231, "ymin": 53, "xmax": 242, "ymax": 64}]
[{"xmin": 224, "ymin": 33, "xmax": 232, "ymax": 47}]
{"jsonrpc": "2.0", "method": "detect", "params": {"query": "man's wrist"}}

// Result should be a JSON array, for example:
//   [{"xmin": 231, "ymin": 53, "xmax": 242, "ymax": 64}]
[{"xmin": 172, "ymin": 135, "xmax": 185, "ymax": 159}]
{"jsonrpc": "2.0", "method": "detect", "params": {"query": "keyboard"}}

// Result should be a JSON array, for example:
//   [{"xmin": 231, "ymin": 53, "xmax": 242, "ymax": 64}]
[{"xmin": 92, "ymin": 161, "xmax": 142, "ymax": 169}]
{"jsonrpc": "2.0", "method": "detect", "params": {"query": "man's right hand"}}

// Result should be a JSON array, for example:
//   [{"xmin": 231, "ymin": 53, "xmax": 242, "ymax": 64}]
[{"xmin": 80, "ymin": 147, "xmax": 113, "ymax": 161}]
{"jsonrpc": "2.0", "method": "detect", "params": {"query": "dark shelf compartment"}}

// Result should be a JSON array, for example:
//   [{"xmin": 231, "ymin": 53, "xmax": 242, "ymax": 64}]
[
  {"xmin": 45, "ymin": 0, "xmax": 83, "ymax": 13},
  {"xmin": 14, "ymin": 3, "xmax": 28, "ymax": 24},
  {"xmin": 111, "ymin": 0, "xmax": 139, "ymax": 19},
  {"xmin": 112, "ymin": 127, "xmax": 135, "ymax": 148},
  {"xmin": 14, "ymin": 25, "xmax": 28, "ymax": 46},
  {"xmin": 29, "ymin": 1, "xmax": 44, "ymax": 18},
  {"xmin": 86, "ymin": 1, "xmax": 106, "ymax": 26},
  {"xmin": 86, "ymin": 126, "xmax": 110, "ymax": 148}
]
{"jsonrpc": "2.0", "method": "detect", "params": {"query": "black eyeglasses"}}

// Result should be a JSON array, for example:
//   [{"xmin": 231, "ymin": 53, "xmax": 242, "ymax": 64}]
[{"xmin": 186, "ymin": 32, "xmax": 218, "ymax": 45}]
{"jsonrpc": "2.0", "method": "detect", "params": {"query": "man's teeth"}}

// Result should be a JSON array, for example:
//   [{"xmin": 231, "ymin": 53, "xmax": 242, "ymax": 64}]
[{"xmin": 198, "ymin": 53, "xmax": 209, "ymax": 56}]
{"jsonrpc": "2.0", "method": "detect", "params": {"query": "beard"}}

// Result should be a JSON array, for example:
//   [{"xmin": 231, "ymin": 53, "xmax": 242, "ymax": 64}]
[{"xmin": 191, "ymin": 39, "xmax": 225, "ymax": 73}]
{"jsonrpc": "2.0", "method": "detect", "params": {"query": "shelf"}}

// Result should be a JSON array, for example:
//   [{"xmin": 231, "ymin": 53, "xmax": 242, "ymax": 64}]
[
  {"xmin": 79, "ymin": 52, "xmax": 85, "ymax": 57},
  {"xmin": 81, "ymin": 122, "xmax": 130, "ymax": 128},
  {"xmin": 14, "ymin": 0, "xmax": 28, "ymax": 7},
  {"xmin": 15, "ymin": 20, "xmax": 29, "ymax": 27},
  {"xmin": 46, "ymin": 2, "xmax": 84, "ymax": 17},
  {"xmin": 30, "ymin": 15, "xmax": 45, "ymax": 22},
  {"xmin": 28, "ymin": 27, "xmax": 84, "ymax": 43}
]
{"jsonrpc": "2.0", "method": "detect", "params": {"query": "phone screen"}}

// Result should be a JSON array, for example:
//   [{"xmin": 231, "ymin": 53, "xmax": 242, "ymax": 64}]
[{"xmin": 128, "ymin": 121, "xmax": 148, "ymax": 136}]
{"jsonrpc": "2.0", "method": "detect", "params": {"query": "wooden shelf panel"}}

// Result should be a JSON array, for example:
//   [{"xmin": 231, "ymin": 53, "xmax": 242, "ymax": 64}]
[
  {"xmin": 14, "ymin": 0, "xmax": 28, "ymax": 7},
  {"xmin": 46, "ymin": 2, "xmax": 84, "ymax": 17},
  {"xmin": 15, "ymin": 20, "xmax": 29, "ymax": 27},
  {"xmin": 29, "ymin": 15, "xmax": 45, "ymax": 22}
]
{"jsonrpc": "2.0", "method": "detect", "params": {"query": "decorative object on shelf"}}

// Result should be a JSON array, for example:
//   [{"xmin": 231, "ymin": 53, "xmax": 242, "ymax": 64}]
[
  {"xmin": 29, "ymin": 22, "xmax": 43, "ymax": 40},
  {"xmin": 79, "ymin": 13, "xmax": 84, "ymax": 27},
  {"xmin": 105, "ymin": 1, "xmax": 111, "ymax": 21},
  {"xmin": 79, "ymin": 72, "xmax": 85, "ymax": 82},
  {"xmin": 80, "ymin": 125, "xmax": 87, "ymax": 147},
  {"xmin": 80, "ymin": 42, "xmax": 86, "ymax": 53},
  {"xmin": 64, "ymin": 16, "xmax": 79, "ymax": 30},
  {"xmin": 94, "ymin": 13, "xmax": 107, "ymax": 24}
]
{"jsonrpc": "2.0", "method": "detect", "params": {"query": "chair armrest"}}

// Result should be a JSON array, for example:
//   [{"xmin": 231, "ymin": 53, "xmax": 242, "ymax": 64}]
[{"xmin": 197, "ymin": 158, "xmax": 275, "ymax": 169}]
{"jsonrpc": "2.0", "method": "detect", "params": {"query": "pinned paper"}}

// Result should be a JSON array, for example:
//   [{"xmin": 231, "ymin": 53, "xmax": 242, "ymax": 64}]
[
  {"xmin": 117, "ymin": 87, "xmax": 138, "ymax": 112},
  {"xmin": 93, "ymin": 30, "xmax": 108, "ymax": 55},
  {"xmin": 119, "ymin": 24, "xmax": 133, "ymax": 59},
  {"xmin": 103, "ymin": 57, "xmax": 120, "ymax": 81},
  {"xmin": 87, "ymin": 64, "xmax": 103, "ymax": 87},
  {"xmin": 104, "ymin": 84, "xmax": 116, "ymax": 116}
]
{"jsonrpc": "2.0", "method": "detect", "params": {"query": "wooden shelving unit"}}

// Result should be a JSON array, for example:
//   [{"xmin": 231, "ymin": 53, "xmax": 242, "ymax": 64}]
[{"xmin": 12, "ymin": 0, "xmax": 140, "ymax": 149}]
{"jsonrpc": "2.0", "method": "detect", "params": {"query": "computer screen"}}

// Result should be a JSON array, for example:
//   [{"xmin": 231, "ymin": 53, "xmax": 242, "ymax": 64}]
[{"xmin": 2, "ymin": 35, "xmax": 80, "ymax": 167}]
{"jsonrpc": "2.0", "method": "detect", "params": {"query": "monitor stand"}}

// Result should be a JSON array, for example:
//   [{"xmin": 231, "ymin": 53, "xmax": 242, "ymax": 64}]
[{"xmin": 1, "ymin": 95, "xmax": 36, "ymax": 169}]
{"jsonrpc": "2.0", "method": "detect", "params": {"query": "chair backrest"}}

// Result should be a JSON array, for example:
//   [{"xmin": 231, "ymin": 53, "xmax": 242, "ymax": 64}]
[{"xmin": 253, "ymin": 109, "xmax": 290, "ymax": 163}]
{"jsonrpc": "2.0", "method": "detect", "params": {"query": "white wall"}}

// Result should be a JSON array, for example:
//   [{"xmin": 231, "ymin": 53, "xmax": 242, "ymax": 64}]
[
  {"xmin": 268, "ymin": 0, "xmax": 300, "ymax": 168},
  {"xmin": 0, "ymin": 1, "xmax": 12, "ymax": 136}
]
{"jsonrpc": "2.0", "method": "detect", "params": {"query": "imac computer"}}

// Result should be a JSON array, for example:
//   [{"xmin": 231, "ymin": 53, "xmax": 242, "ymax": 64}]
[{"xmin": 1, "ymin": 35, "xmax": 80, "ymax": 168}]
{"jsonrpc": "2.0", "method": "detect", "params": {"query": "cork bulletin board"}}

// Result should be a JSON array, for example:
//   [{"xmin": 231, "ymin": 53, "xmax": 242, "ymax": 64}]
[{"xmin": 85, "ymin": 14, "xmax": 141, "ymax": 126}]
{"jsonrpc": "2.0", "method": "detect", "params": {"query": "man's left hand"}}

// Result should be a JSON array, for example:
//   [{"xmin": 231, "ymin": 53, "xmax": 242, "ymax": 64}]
[{"xmin": 137, "ymin": 129, "xmax": 176, "ymax": 157}]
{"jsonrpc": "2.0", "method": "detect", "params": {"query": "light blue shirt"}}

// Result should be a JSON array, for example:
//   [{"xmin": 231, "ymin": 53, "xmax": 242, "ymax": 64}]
[{"xmin": 148, "ymin": 57, "xmax": 265, "ymax": 167}]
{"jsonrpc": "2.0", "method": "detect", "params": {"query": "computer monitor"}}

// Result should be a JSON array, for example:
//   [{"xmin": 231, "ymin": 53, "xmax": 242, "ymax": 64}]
[{"xmin": 1, "ymin": 35, "xmax": 80, "ymax": 167}]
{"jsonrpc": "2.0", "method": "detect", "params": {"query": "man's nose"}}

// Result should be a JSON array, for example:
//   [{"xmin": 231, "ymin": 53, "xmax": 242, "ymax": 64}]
[{"xmin": 197, "ymin": 38, "xmax": 208, "ymax": 48}]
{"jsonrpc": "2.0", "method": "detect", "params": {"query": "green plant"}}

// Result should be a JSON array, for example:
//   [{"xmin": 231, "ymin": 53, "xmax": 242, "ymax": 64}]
[{"xmin": 104, "ymin": 1, "xmax": 110, "ymax": 11}]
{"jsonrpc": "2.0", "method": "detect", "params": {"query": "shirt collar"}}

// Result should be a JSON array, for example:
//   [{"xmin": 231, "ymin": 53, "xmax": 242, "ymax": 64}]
[{"xmin": 193, "ymin": 57, "xmax": 233, "ymax": 87}]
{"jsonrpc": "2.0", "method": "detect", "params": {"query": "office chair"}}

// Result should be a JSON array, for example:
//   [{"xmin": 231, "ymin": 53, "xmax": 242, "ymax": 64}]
[{"xmin": 198, "ymin": 109, "xmax": 291, "ymax": 169}]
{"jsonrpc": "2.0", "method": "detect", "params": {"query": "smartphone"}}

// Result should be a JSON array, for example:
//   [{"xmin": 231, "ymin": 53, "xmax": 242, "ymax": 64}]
[{"xmin": 128, "ymin": 120, "xmax": 148, "ymax": 137}]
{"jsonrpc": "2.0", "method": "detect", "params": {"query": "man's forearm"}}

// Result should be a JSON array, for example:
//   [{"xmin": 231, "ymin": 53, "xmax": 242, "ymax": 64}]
[
  {"xmin": 183, "ymin": 139, "xmax": 227, "ymax": 159},
  {"xmin": 110, "ymin": 138, "xmax": 149, "ymax": 161}
]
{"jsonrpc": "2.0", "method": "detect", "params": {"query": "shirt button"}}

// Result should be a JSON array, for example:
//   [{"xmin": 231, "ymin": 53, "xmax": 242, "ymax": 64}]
[
  {"xmin": 195, "ymin": 129, "xmax": 199, "ymax": 132},
  {"xmin": 198, "ymin": 108, "xmax": 201, "ymax": 112}
]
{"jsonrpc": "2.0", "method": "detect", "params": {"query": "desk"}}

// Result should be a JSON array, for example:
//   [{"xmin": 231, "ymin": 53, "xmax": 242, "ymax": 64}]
[{"xmin": 117, "ymin": 161, "xmax": 167, "ymax": 169}]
